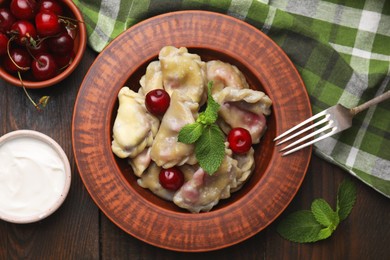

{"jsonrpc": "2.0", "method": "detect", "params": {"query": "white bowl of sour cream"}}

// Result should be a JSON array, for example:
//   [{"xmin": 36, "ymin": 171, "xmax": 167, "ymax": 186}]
[{"xmin": 0, "ymin": 130, "xmax": 71, "ymax": 224}]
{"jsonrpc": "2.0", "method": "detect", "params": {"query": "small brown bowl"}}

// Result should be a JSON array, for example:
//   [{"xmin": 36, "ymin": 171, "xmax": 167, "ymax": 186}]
[
  {"xmin": 0, "ymin": 0, "xmax": 87, "ymax": 89},
  {"xmin": 73, "ymin": 11, "xmax": 312, "ymax": 252}
]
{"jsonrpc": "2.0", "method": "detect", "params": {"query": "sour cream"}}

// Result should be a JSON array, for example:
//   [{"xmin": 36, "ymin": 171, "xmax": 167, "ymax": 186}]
[{"xmin": 0, "ymin": 130, "xmax": 71, "ymax": 223}]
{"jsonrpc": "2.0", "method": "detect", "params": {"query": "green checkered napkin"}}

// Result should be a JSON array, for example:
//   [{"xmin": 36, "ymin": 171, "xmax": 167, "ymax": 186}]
[{"xmin": 73, "ymin": 0, "xmax": 390, "ymax": 197}]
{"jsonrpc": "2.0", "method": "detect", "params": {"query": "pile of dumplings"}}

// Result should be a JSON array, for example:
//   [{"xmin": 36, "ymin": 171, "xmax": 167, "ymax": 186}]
[{"xmin": 112, "ymin": 46, "xmax": 272, "ymax": 213}]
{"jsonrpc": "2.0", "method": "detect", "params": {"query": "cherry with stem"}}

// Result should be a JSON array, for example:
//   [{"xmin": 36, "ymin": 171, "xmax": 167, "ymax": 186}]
[{"xmin": 7, "ymin": 35, "xmax": 50, "ymax": 111}]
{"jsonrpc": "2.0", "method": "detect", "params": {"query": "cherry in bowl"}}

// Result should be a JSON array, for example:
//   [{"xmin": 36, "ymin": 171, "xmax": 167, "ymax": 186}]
[
  {"xmin": 31, "ymin": 53, "xmax": 58, "ymax": 80},
  {"xmin": 0, "ymin": 0, "xmax": 87, "ymax": 89},
  {"xmin": 0, "ymin": 8, "xmax": 16, "ymax": 33},
  {"xmin": 10, "ymin": 0, "xmax": 37, "ymax": 20},
  {"xmin": 0, "ymin": 33, "xmax": 8, "ymax": 55}
]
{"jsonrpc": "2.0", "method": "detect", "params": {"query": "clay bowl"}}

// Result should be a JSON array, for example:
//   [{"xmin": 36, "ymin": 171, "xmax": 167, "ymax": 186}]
[
  {"xmin": 72, "ymin": 11, "xmax": 312, "ymax": 252},
  {"xmin": 0, "ymin": 0, "xmax": 87, "ymax": 89}
]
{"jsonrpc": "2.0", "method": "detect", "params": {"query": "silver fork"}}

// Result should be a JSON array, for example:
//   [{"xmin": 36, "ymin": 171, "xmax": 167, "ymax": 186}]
[{"xmin": 274, "ymin": 90, "xmax": 390, "ymax": 156}]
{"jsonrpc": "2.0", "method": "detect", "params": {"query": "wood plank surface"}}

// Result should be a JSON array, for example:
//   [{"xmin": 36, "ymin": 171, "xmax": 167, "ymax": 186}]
[{"xmin": 0, "ymin": 47, "xmax": 389, "ymax": 260}]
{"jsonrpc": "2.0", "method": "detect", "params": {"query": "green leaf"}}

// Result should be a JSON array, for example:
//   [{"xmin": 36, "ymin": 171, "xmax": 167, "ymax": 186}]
[
  {"xmin": 200, "ymin": 81, "xmax": 220, "ymax": 124},
  {"xmin": 277, "ymin": 179, "xmax": 358, "ymax": 244},
  {"xmin": 318, "ymin": 226, "xmax": 333, "ymax": 240},
  {"xmin": 195, "ymin": 124, "xmax": 225, "ymax": 175},
  {"xmin": 311, "ymin": 198, "xmax": 339, "ymax": 229},
  {"xmin": 178, "ymin": 122, "xmax": 204, "ymax": 144},
  {"xmin": 277, "ymin": 210, "xmax": 324, "ymax": 243},
  {"xmin": 337, "ymin": 179, "xmax": 357, "ymax": 221}
]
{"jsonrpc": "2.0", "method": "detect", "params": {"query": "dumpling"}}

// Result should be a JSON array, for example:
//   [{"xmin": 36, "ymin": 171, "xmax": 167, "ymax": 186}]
[
  {"xmin": 213, "ymin": 86, "xmax": 272, "ymax": 144},
  {"xmin": 137, "ymin": 163, "xmax": 200, "ymax": 200},
  {"xmin": 111, "ymin": 87, "xmax": 159, "ymax": 158},
  {"xmin": 129, "ymin": 147, "xmax": 152, "ymax": 177},
  {"xmin": 150, "ymin": 91, "xmax": 198, "ymax": 168},
  {"xmin": 138, "ymin": 61, "xmax": 163, "ymax": 96},
  {"xmin": 231, "ymin": 148, "xmax": 255, "ymax": 192},
  {"xmin": 137, "ymin": 163, "xmax": 176, "ymax": 201},
  {"xmin": 159, "ymin": 46, "xmax": 207, "ymax": 103},
  {"xmin": 206, "ymin": 60, "xmax": 249, "ymax": 93},
  {"xmin": 173, "ymin": 148, "xmax": 240, "ymax": 213}
]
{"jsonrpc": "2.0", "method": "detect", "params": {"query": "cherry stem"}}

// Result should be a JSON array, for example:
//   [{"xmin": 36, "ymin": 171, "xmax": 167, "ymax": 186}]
[
  {"xmin": 58, "ymin": 57, "xmax": 73, "ymax": 71},
  {"xmin": 17, "ymin": 71, "xmax": 41, "ymax": 111},
  {"xmin": 58, "ymin": 15, "xmax": 82, "ymax": 32},
  {"xmin": 25, "ymin": 45, "xmax": 44, "ymax": 66},
  {"xmin": 58, "ymin": 15, "xmax": 84, "ymax": 24},
  {"xmin": 7, "ymin": 35, "xmax": 30, "ymax": 71}
]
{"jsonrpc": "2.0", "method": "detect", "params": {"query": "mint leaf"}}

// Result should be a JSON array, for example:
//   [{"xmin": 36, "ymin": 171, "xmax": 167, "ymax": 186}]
[
  {"xmin": 200, "ymin": 81, "xmax": 220, "ymax": 124},
  {"xmin": 337, "ymin": 179, "xmax": 357, "ymax": 221},
  {"xmin": 178, "ymin": 122, "xmax": 204, "ymax": 144},
  {"xmin": 195, "ymin": 124, "xmax": 225, "ymax": 174},
  {"xmin": 318, "ymin": 226, "xmax": 333, "ymax": 240},
  {"xmin": 311, "ymin": 198, "xmax": 339, "ymax": 229},
  {"xmin": 277, "ymin": 210, "xmax": 323, "ymax": 243}
]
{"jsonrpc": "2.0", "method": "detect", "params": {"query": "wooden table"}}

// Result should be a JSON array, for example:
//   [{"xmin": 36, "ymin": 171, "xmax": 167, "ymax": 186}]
[{"xmin": 1, "ymin": 47, "xmax": 389, "ymax": 260}]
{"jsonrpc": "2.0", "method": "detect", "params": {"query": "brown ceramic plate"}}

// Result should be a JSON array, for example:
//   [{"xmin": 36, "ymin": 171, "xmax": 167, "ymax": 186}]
[{"xmin": 72, "ymin": 11, "xmax": 312, "ymax": 252}]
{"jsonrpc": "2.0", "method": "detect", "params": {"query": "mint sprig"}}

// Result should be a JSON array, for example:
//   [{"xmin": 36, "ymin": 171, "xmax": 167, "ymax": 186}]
[
  {"xmin": 277, "ymin": 179, "xmax": 357, "ymax": 243},
  {"xmin": 178, "ymin": 81, "xmax": 225, "ymax": 175}
]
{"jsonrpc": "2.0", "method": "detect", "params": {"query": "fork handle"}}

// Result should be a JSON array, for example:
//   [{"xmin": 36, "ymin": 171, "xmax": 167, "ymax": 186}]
[{"xmin": 350, "ymin": 90, "xmax": 390, "ymax": 116}]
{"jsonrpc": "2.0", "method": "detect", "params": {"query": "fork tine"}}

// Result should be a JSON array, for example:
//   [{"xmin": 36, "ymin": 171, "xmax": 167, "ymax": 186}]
[
  {"xmin": 280, "ymin": 123, "xmax": 335, "ymax": 152},
  {"xmin": 273, "ymin": 110, "xmax": 327, "ymax": 142},
  {"xmin": 276, "ymin": 116, "xmax": 329, "ymax": 146},
  {"xmin": 281, "ymin": 127, "xmax": 337, "ymax": 156}
]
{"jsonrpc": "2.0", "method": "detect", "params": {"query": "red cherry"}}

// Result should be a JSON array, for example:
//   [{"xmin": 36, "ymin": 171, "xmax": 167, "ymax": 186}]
[
  {"xmin": 0, "ymin": 0, "xmax": 11, "ymax": 7},
  {"xmin": 10, "ymin": 0, "xmax": 37, "ymax": 20},
  {"xmin": 0, "ymin": 8, "xmax": 16, "ymax": 33},
  {"xmin": 0, "ymin": 32, "xmax": 8, "ymax": 55},
  {"xmin": 10, "ymin": 20, "xmax": 37, "ymax": 46},
  {"xmin": 227, "ymin": 127, "xmax": 252, "ymax": 154},
  {"xmin": 31, "ymin": 52, "xmax": 58, "ymax": 80},
  {"xmin": 3, "ymin": 47, "xmax": 31, "ymax": 73},
  {"xmin": 38, "ymin": 0, "xmax": 63, "ymax": 15},
  {"xmin": 48, "ymin": 31, "xmax": 73, "ymax": 54},
  {"xmin": 35, "ymin": 10, "xmax": 61, "ymax": 37},
  {"xmin": 53, "ymin": 50, "xmax": 74, "ymax": 69},
  {"xmin": 159, "ymin": 167, "xmax": 185, "ymax": 191},
  {"xmin": 145, "ymin": 89, "xmax": 170, "ymax": 116},
  {"xmin": 26, "ymin": 38, "xmax": 48, "ymax": 56}
]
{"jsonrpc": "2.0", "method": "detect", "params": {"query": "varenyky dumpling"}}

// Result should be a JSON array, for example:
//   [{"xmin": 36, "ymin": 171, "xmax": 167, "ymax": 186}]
[
  {"xmin": 128, "ymin": 147, "xmax": 151, "ymax": 177},
  {"xmin": 138, "ymin": 61, "xmax": 163, "ymax": 96},
  {"xmin": 137, "ymin": 163, "xmax": 176, "ymax": 201},
  {"xmin": 137, "ymin": 163, "xmax": 197, "ymax": 201},
  {"xmin": 213, "ymin": 86, "xmax": 272, "ymax": 144},
  {"xmin": 159, "ymin": 46, "xmax": 207, "ymax": 104},
  {"xmin": 173, "ymin": 146, "xmax": 242, "ymax": 213},
  {"xmin": 206, "ymin": 60, "xmax": 249, "ymax": 92},
  {"xmin": 150, "ymin": 91, "xmax": 198, "ymax": 169},
  {"xmin": 112, "ymin": 87, "xmax": 159, "ymax": 159},
  {"xmin": 231, "ymin": 147, "xmax": 255, "ymax": 192}
]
